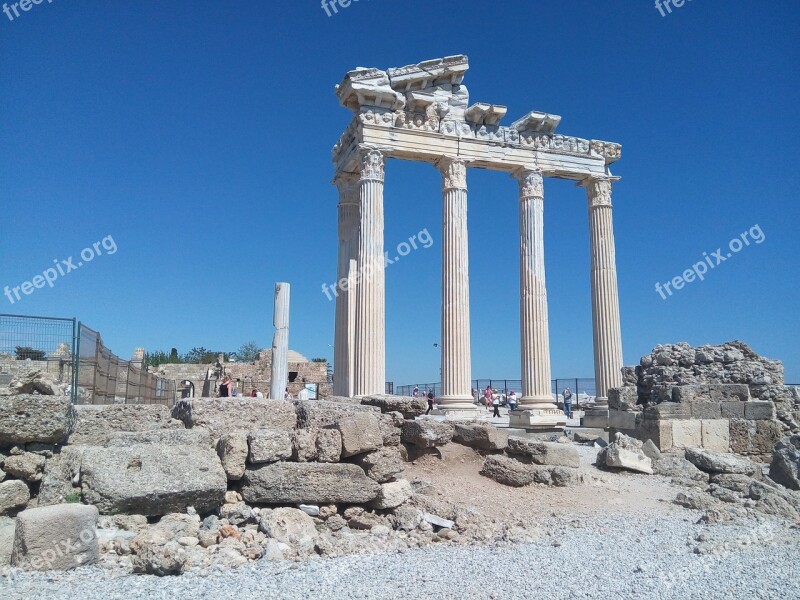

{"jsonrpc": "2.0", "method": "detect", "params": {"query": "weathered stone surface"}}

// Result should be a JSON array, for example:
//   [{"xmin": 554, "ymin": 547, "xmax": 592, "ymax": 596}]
[
  {"xmin": 0, "ymin": 516, "xmax": 14, "ymax": 565},
  {"xmin": 641, "ymin": 419, "xmax": 674, "ymax": 451},
  {"xmin": 378, "ymin": 412, "xmax": 404, "ymax": 446},
  {"xmin": 641, "ymin": 439, "xmax": 662, "ymax": 461},
  {"xmin": 744, "ymin": 401, "xmax": 776, "ymax": 420},
  {"xmin": 8, "ymin": 370, "xmax": 59, "ymax": 395},
  {"xmin": 292, "ymin": 428, "xmax": 319, "ymax": 462},
  {"xmin": 0, "ymin": 395, "xmax": 75, "ymax": 446},
  {"xmin": 12, "ymin": 504, "xmax": 99, "ymax": 571},
  {"xmin": 353, "ymin": 446, "xmax": 405, "ymax": 483},
  {"xmin": 608, "ymin": 409, "xmax": 640, "ymax": 430},
  {"xmin": 217, "ymin": 432, "xmax": 248, "ymax": 480},
  {"xmin": 241, "ymin": 462, "xmax": 380, "ymax": 504},
  {"xmin": 452, "ymin": 424, "xmax": 509, "ymax": 450},
  {"xmin": 361, "ymin": 395, "xmax": 427, "ymax": 418},
  {"xmin": 37, "ymin": 447, "xmax": 84, "ymax": 507},
  {"xmin": 748, "ymin": 480, "xmax": 800, "ymax": 520},
  {"xmin": 672, "ymin": 384, "xmax": 750, "ymax": 403},
  {"xmin": 532, "ymin": 466, "xmax": 576, "ymax": 487},
  {"xmin": 506, "ymin": 437, "xmax": 580, "ymax": 467},
  {"xmin": 690, "ymin": 402, "xmax": 722, "ymax": 420},
  {"xmin": 316, "ymin": 429, "xmax": 342, "ymax": 463},
  {"xmin": 294, "ymin": 399, "xmax": 380, "ymax": 429},
  {"xmin": 0, "ymin": 480, "xmax": 30, "ymax": 516},
  {"xmin": 684, "ymin": 448, "xmax": 760, "ymax": 475},
  {"xmin": 105, "ymin": 428, "xmax": 212, "ymax": 447},
  {"xmin": 479, "ymin": 455, "xmax": 532, "ymax": 487},
  {"xmin": 643, "ymin": 402, "xmax": 691, "ymax": 421},
  {"xmin": 259, "ymin": 507, "xmax": 318, "ymax": 549},
  {"xmin": 69, "ymin": 404, "xmax": 183, "ymax": 445},
  {"xmin": 653, "ymin": 454, "xmax": 708, "ymax": 484},
  {"xmin": 370, "ymin": 479, "xmax": 413, "ymax": 509},
  {"xmin": 171, "ymin": 398, "xmax": 296, "ymax": 439},
  {"xmin": 402, "ymin": 419, "xmax": 454, "ymax": 448},
  {"xmin": 729, "ymin": 419, "xmax": 783, "ymax": 456},
  {"xmin": 701, "ymin": 419, "xmax": 730, "ymax": 452},
  {"xmin": 605, "ymin": 446, "xmax": 653, "ymax": 474},
  {"xmin": 247, "ymin": 430, "xmax": 292, "ymax": 464},
  {"xmin": 337, "ymin": 413, "xmax": 383, "ymax": 457},
  {"xmin": 81, "ymin": 444, "xmax": 227, "ymax": 516},
  {"xmin": 608, "ymin": 386, "xmax": 639, "ymax": 411},
  {"xmin": 3, "ymin": 452, "xmax": 46, "ymax": 482},
  {"xmin": 769, "ymin": 435, "xmax": 800, "ymax": 491},
  {"xmin": 671, "ymin": 419, "xmax": 702, "ymax": 448},
  {"xmin": 720, "ymin": 401, "xmax": 746, "ymax": 419}
]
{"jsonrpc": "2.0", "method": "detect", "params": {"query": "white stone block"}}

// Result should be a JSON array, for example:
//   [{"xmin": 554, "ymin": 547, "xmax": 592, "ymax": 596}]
[
  {"xmin": 671, "ymin": 419, "xmax": 702, "ymax": 449},
  {"xmin": 701, "ymin": 419, "xmax": 730, "ymax": 452}
]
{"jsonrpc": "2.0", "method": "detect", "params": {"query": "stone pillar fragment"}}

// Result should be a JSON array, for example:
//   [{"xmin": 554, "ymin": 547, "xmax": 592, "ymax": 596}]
[
  {"xmin": 353, "ymin": 147, "xmax": 386, "ymax": 396},
  {"xmin": 333, "ymin": 172, "xmax": 360, "ymax": 397},
  {"xmin": 270, "ymin": 282, "xmax": 290, "ymax": 401},
  {"xmin": 437, "ymin": 156, "xmax": 475, "ymax": 413},
  {"xmin": 583, "ymin": 175, "xmax": 623, "ymax": 408}
]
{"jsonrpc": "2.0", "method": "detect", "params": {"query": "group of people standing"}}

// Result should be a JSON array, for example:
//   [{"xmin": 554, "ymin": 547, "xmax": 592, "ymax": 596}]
[
  {"xmin": 217, "ymin": 376, "xmax": 295, "ymax": 400},
  {"xmin": 411, "ymin": 386, "xmax": 436, "ymax": 415}
]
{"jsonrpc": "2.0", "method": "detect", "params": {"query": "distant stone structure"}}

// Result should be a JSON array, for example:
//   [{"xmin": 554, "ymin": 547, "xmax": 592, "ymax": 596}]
[
  {"xmin": 332, "ymin": 55, "xmax": 624, "ymax": 427},
  {"xmin": 607, "ymin": 341, "xmax": 800, "ymax": 460}
]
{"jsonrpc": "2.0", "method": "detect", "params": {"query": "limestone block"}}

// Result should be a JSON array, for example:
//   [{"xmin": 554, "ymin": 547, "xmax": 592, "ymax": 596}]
[
  {"xmin": 684, "ymin": 448, "xmax": 760, "ymax": 475},
  {"xmin": 0, "ymin": 480, "xmax": 30, "ymax": 516},
  {"xmin": 370, "ymin": 479, "xmax": 413, "ymax": 510},
  {"xmin": 401, "ymin": 419, "xmax": 454, "ymax": 448},
  {"xmin": 641, "ymin": 419, "xmax": 673, "ymax": 451},
  {"xmin": 81, "ymin": 444, "xmax": 227, "ymax": 516},
  {"xmin": 452, "ymin": 424, "xmax": 509, "ymax": 450},
  {"xmin": 12, "ymin": 504, "xmax": 99, "ymax": 571},
  {"xmin": 608, "ymin": 409, "xmax": 639, "ymax": 430},
  {"xmin": 315, "ymin": 429, "xmax": 342, "ymax": 463},
  {"xmin": 0, "ymin": 395, "xmax": 75, "ymax": 446},
  {"xmin": 217, "ymin": 432, "xmax": 248, "ymax": 480},
  {"xmin": 0, "ymin": 517, "xmax": 14, "ymax": 566},
  {"xmin": 336, "ymin": 413, "xmax": 383, "ymax": 457},
  {"xmin": 378, "ymin": 412, "xmax": 403, "ymax": 446},
  {"xmin": 105, "ymin": 429, "xmax": 211, "ymax": 448},
  {"xmin": 605, "ymin": 446, "xmax": 653, "ymax": 474},
  {"xmin": 608, "ymin": 386, "xmax": 639, "ymax": 411},
  {"xmin": 353, "ymin": 446, "xmax": 405, "ymax": 483},
  {"xmin": 69, "ymin": 404, "xmax": 183, "ymax": 446},
  {"xmin": 361, "ymin": 395, "xmax": 427, "ymax": 418},
  {"xmin": 479, "ymin": 455, "xmax": 533, "ymax": 487},
  {"xmin": 506, "ymin": 438, "xmax": 580, "ymax": 468},
  {"xmin": 720, "ymin": 401, "xmax": 746, "ymax": 419},
  {"xmin": 171, "ymin": 399, "xmax": 296, "ymax": 440},
  {"xmin": 690, "ymin": 402, "xmax": 722, "ymax": 420},
  {"xmin": 259, "ymin": 507, "xmax": 317, "ymax": 549},
  {"xmin": 3, "ymin": 452, "xmax": 46, "ymax": 482},
  {"xmin": 744, "ymin": 401, "xmax": 776, "ymax": 420},
  {"xmin": 643, "ymin": 402, "xmax": 691, "ymax": 421},
  {"xmin": 295, "ymin": 399, "xmax": 380, "ymax": 429},
  {"xmin": 671, "ymin": 419, "xmax": 702, "ymax": 449},
  {"xmin": 769, "ymin": 435, "xmax": 800, "ymax": 491},
  {"xmin": 701, "ymin": 419, "xmax": 730, "ymax": 452},
  {"xmin": 241, "ymin": 463, "xmax": 380, "ymax": 505},
  {"xmin": 730, "ymin": 419, "xmax": 783, "ymax": 456},
  {"xmin": 291, "ymin": 429, "xmax": 319, "ymax": 462},
  {"xmin": 37, "ymin": 447, "xmax": 84, "ymax": 507}
]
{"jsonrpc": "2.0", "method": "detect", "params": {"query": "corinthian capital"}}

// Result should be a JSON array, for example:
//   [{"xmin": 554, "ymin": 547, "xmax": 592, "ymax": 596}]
[
  {"xmin": 436, "ymin": 156, "xmax": 468, "ymax": 191},
  {"xmin": 513, "ymin": 168, "xmax": 544, "ymax": 199},
  {"xmin": 582, "ymin": 175, "xmax": 618, "ymax": 208},
  {"xmin": 334, "ymin": 171, "xmax": 359, "ymax": 201},
  {"xmin": 358, "ymin": 147, "xmax": 385, "ymax": 182}
]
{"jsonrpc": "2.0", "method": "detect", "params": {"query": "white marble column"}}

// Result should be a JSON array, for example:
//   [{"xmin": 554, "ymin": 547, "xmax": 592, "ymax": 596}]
[
  {"xmin": 437, "ymin": 156, "xmax": 474, "ymax": 411},
  {"xmin": 583, "ymin": 175, "xmax": 623, "ymax": 405},
  {"xmin": 515, "ymin": 168, "xmax": 556, "ymax": 410},
  {"xmin": 353, "ymin": 147, "xmax": 386, "ymax": 397},
  {"xmin": 270, "ymin": 282, "xmax": 290, "ymax": 401},
  {"xmin": 333, "ymin": 172, "xmax": 359, "ymax": 397}
]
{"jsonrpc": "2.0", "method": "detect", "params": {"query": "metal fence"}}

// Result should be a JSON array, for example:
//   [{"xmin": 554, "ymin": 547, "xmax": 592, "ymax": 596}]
[
  {"xmin": 0, "ymin": 313, "xmax": 176, "ymax": 406},
  {"xmin": 396, "ymin": 377, "xmax": 596, "ymax": 400}
]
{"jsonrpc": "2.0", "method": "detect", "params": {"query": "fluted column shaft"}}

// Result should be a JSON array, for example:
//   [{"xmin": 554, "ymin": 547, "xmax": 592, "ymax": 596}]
[
  {"xmin": 437, "ymin": 157, "xmax": 473, "ymax": 408},
  {"xmin": 353, "ymin": 147, "xmax": 386, "ymax": 396},
  {"xmin": 333, "ymin": 172, "xmax": 359, "ymax": 397},
  {"xmin": 584, "ymin": 175, "xmax": 623, "ymax": 404},
  {"xmin": 515, "ymin": 169, "xmax": 555, "ymax": 409}
]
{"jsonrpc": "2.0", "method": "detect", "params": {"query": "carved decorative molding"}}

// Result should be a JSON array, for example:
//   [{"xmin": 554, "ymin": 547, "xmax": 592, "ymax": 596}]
[
  {"xmin": 334, "ymin": 171, "xmax": 360, "ymax": 204},
  {"xmin": 358, "ymin": 147, "xmax": 385, "ymax": 182},
  {"xmin": 515, "ymin": 169, "xmax": 544, "ymax": 199},
  {"xmin": 437, "ymin": 156, "xmax": 468, "ymax": 191},
  {"xmin": 584, "ymin": 176, "xmax": 614, "ymax": 208}
]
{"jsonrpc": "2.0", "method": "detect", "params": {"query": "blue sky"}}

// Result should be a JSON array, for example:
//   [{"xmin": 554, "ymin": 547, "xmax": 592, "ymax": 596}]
[{"xmin": 1, "ymin": 0, "xmax": 798, "ymax": 384}]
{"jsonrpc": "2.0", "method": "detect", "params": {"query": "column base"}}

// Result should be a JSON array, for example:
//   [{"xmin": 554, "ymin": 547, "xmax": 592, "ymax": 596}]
[
  {"xmin": 581, "ymin": 404, "xmax": 609, "ymax": 429},
  {"xmin": 509, "ymin": 408, "xmax": 567, "ymax": 431}
]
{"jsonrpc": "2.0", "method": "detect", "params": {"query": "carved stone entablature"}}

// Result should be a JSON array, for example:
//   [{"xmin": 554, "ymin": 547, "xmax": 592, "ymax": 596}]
[
  {"xmin": 436, "ymin": 156, "xmax": 468, "ymax": 191},
  {"xmin": 514, "ymin": 168, "xmax": 544, "ymax": 199},
  {"xmin": 336, "ymin": 67, "xmax": 406, "ymax": 112},
  {"xmin": 590, "ymin": 140, "xmax": 622, "ymax": 165},
  {"xmin": 465, "ymin": 103, "xmax": 507, "ymax": 126},
  {"xmin": 358, "ymin": 107, "xmax": 396, "ymax": 128},
  {"xmin": 358, "ymin": 147, "xmax": 385, "ymax": 182},
  {"xmin": 387, "ymin": 55, "xmax": 469, "ymax": 91},
  {"xmin": 512, "ymin": 111, "xmax": 562, "ymax": 134}
]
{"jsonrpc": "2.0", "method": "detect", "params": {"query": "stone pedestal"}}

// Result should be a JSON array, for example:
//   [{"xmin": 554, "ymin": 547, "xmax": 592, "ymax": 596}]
[
  {"xmin": 437, "ymin": 156, "xmax": 475, "ymax": 414},
  {"xmin": 581, "ymin": 406, "xmax": 610, "ymax": 429},
  {"xmin": 509, "ymin": 408, "xmax": 567, "ymax": 431},
  {"xmin": 353, "ymin": 147, "xmax": 386, "ymax": 397}
]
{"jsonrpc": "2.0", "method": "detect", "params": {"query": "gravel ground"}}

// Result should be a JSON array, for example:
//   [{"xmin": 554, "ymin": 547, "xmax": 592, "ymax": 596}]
[{"xmin": 2, "ymin": 513, "xmax": 798, "ymax": 600}]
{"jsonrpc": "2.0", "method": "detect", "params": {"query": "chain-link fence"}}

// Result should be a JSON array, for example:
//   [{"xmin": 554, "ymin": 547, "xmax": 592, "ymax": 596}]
[{"xmin": 1, "ymin": 313, "xmax": 176, "ymax": 406}]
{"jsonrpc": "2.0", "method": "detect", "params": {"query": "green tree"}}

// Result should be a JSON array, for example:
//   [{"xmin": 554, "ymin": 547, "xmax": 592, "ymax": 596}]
[{"xmin": 233, "ymin": 341, "xmax": 260, "ymax": 363}]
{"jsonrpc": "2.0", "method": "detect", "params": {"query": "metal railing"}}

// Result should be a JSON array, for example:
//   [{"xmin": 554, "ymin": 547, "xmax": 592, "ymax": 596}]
[
  {"xmin": 396, "ymin": 377, "xmax": 597, "ymax": 400},
  {"xmin": 1, "ymin": 313, "xmax": 176, "ymax": 406}
]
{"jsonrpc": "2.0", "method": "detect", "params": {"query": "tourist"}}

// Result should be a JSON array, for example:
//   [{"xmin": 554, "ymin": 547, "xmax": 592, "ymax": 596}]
[
  {"xmin": 219, "ymin": 376, "xmax": 232, "ymax": 398},
  {"xmin": 255, "ymin": 389, "xmax": 264, "ymax": 399},
  {"xmin": 492, "ymin": 392, "xmax": 501, "ymax": 418},
  {"xmin": 284, "ymin": 387, "xmax": 292, "ymax": 400},
  {"xmin": 563, "ymin": 387, "xmax": 573, "ymax": 419},
  {"xmin": 507, "ymin": 390, "xmax": 518, "ymax": 411},
  {"xmin": 425, "ymin": 389, "xmax": 435, "ymax": 415},
  {"xmin": 483, "ymin": 385, "xmax": 492, "ymax": 411},
  {"xmin": 413, "ymin": 386, "xmax": 419, "ymax": 398}
]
